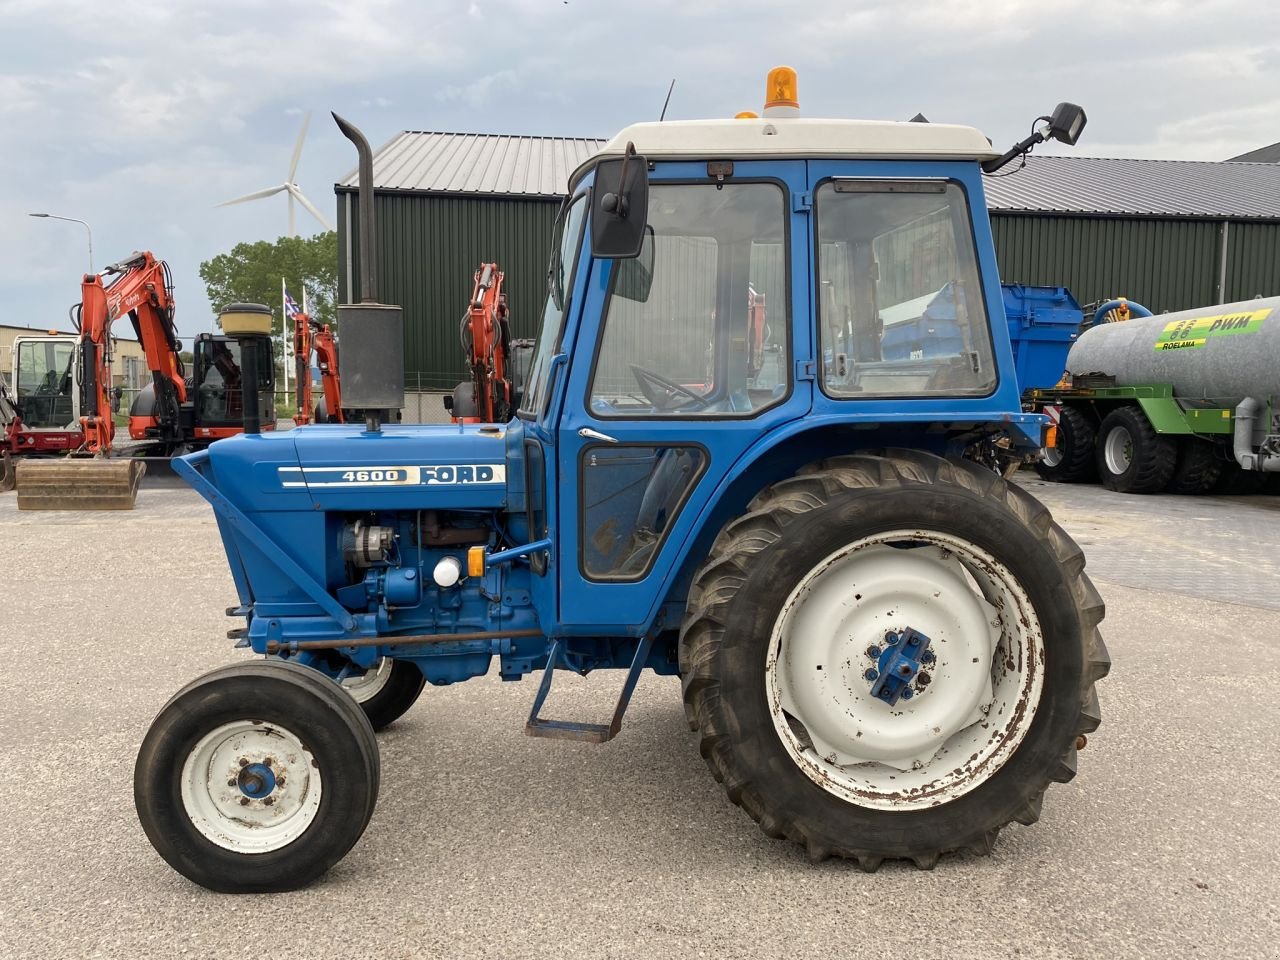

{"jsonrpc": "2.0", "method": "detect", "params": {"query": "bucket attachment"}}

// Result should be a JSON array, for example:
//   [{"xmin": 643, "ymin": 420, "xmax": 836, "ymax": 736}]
[
  {"xmin": 15, "ymin": 457, "xmax": 145, "ymax": 511},
  {"xmin": 0, "ymin": 452, "xmax": 14, "ymax": 493}
]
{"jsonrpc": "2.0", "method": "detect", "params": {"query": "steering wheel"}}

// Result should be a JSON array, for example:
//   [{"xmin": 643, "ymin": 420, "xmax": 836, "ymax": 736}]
[{"xmin": 629, "ymin": 364, "xmax": 710, "ymax": 411}]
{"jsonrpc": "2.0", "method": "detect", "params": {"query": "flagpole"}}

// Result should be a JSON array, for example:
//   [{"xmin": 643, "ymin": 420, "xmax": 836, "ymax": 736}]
[{"xmin": 280, "ymin": 277, "xmax": 290, "ymax": 411}]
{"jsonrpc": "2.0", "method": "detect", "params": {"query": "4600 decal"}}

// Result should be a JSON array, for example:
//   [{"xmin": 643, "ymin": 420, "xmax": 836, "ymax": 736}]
[{"xmin": 278, "ymin": 464, "xmax": 506, "ymax": 488}]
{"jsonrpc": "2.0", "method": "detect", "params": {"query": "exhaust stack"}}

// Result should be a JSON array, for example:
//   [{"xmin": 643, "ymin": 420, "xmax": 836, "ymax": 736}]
[{"xmin": 333, "ymin": 112, "xmax": 404, "ymax": 432}]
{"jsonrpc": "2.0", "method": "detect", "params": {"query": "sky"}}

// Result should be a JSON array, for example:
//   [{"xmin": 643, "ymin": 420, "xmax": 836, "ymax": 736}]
[{"xmin": 1, "ymin": 0, "xmax": 1277, "ymax": 340}]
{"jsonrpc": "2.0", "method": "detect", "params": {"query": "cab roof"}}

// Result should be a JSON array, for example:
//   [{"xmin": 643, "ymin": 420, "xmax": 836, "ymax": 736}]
[{"xmin": 571, "ymin": 118, "xmax": 999, "ymax": 188}]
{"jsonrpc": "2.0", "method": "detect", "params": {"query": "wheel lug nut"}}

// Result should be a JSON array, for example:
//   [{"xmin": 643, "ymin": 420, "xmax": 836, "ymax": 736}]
[
  {"xmin": 227, "ymin": 778, "xmax": 237, "ymax": 787},
  {"xmin": 263, "ymin": 757, "xmax": 273, "ymax": 767},
  {"xmin": 238, "ymin": 757, "xmax": 249, "ymax": 767},
  {"xmin": 263, "ymin": 797, "xmax": 275, "ymax": 806},
  {"xmin": 864, "ymin": 668, "xmax": 879, "ymax": 682},
  {"xmin": 239, "ymin": 797, "xmax": 250, "ymax": 806},
  {"xmin": 921, "ymin": 651, "xmax": 936, "ymax": 664},
  {"xmin": 901, "ymin": 688, "xmax": 914, "ymax": 700},
  {"xmin": 866, "ymin": 645, "xmax": 881, "ymax": 658}
]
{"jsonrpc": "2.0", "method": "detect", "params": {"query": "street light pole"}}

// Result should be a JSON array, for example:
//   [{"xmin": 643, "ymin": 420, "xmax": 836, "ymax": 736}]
[{"xmin": 29, "ymin": 213, "xmax": 94, "ymax": 274}]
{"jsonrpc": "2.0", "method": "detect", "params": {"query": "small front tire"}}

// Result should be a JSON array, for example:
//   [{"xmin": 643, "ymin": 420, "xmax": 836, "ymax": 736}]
[
  {"xmin": 341, "ymin": 657, "xmax": 426, "ymax": 731},
  {"xmin": 135, "ymin": 659, "xmax": 379, "ymax": 893}
]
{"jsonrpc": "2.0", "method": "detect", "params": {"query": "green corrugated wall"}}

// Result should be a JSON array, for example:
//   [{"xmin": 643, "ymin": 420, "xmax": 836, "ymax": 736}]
[
  {"xmin": 338, "ymin": 192, "xmax": 1280, "ymax": 385},
  {"xmin": 1224, "ymin": 221, "xmax": 1280, "ymax": 302},
  {"xmin": 991, "ymin": 214, "xmax": 1280, "ymax": 312},
  {"xmin": 339, "ymin": 191, "xmax": 559, "ymax": 389}
]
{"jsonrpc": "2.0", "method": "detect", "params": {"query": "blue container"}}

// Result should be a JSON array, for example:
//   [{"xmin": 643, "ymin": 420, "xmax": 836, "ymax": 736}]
[
  {"xmin": 1000, "ymin": 284, "xmax": 1084, "ymax": 392},
  {"xmin": 881, "ymin": 283, "xmax": 967, "ymax": 361}
]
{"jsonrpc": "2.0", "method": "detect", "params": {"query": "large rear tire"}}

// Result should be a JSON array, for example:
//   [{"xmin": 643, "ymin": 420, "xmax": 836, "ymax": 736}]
[
  {"xmin": 1096, "ymin": 406, "xmax": 1176, "ymax": 493},
  {"xmin": 679, "ymin": 451, "xmax": 1107, "ymax": 869},
  {"xmin": 135, "ymin": 659, "xmax": 379, "ymax": 893},
  {"xmin": 1035, "ymin": 406, "xmax": 1097, "ymax": 483}
]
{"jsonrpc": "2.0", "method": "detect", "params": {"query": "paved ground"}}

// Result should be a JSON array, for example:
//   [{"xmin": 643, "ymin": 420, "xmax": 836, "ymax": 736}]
[{"xmin": 1, "ymin": 477, "xmax": 1277, "ymax": 960}]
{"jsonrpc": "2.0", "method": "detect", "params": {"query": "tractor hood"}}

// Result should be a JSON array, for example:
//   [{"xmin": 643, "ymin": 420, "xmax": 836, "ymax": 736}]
[{"xmin": 204, "ymin": 422, "xmax": 516, "ymax": 514}]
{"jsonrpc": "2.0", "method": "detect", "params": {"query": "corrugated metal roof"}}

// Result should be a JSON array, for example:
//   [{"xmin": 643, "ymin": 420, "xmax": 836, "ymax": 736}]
[
  {"xmin": 984, "ymin": 155, "xmax": 1280, "ymax": 221},
  {"xmin": 340, "ymin": 132, "xmax": 1280, "ymax": 221},
  {"xmin": 337, "ymin": 132, "xmax": 606, "ymax": 197},
  {"xmin": 1228, "ymin": 142, "xmax": 1280, "ymax": 163}
]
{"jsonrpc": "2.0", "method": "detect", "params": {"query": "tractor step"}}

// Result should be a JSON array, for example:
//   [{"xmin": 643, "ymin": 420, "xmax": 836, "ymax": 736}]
[
  {"xmin": 15, "ymin": 457, "xmax": 145, "ymax": 510},
  {"xmin": 525, "ymin": 635, "xmax": 654, "ymax": 743}
]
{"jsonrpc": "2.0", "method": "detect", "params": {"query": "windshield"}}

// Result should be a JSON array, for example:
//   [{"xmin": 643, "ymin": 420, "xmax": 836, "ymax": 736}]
[
  {"xmin": 520, "ymin": 194, "xmax": 587, "ymax": 418},
  {"xmin": 816, "ymin": 179, "xmax": 996, "ymax": 398},
  {"xmin": 588, "ymin": 182, "xmax": 790, "ymax": 418},
  {"xmin": 14, "ymin": 338, "xmax": 77, "ymax": 428}
]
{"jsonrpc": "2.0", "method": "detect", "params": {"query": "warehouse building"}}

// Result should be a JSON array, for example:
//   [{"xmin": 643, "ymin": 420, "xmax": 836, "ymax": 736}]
[{"xmin": 337, "ymin": 133, "xmax": 1280, "ymax": 389}]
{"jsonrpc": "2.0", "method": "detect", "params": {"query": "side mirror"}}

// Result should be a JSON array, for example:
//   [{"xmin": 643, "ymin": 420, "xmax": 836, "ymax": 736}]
[
  {"xmin": 1046, "ymin": 102, "xmax": 1086, "ymax": 145},
  {"xmin": 590, "ymin": 144, "xmax": 649, "ymax": 259}
]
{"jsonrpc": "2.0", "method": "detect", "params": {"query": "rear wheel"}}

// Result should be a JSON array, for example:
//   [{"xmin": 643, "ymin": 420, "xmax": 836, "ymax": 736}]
[
  {"xmin": 135, "ymin": 659, "xmax": 379, "ymax": 892},
  {"xmin": 680, "ymin": 451, "xmax": 1107, "ymax": 869},
  {"xmin": 1169, "ymin": 439, "xmax": 1224, "ymax": 495},
  {"xmin": 1096, "ymin": 406, "xmax": 1176, "ymax": 493},
  {"xmin": 1035, "ymin": 406, "xmax": 1097, "ymax": 483}
]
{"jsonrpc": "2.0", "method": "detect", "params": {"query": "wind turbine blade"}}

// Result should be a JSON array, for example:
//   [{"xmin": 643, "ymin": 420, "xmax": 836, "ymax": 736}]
[
  {"xmin": 217, "ymin": 184, "xmax": 287, "ymax": 207},
  {"xmin": 288, "ymin": 185, "xmax": 335, "ymax": 232},
  {"xmin": 288, "ymin": 110, "xmax": 311, "ymax": 183}
]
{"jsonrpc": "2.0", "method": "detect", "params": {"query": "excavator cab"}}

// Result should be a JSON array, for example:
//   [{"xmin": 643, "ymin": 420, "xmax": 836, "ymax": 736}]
[{"xmin": 129, "ymin": 333, "xmax": 276, "ymax": 445}]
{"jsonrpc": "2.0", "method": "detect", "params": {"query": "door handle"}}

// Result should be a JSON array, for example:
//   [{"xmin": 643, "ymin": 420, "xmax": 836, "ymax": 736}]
[{"xmin": 578, "ymin": 427, "xmax": 618, "ymax": 443}]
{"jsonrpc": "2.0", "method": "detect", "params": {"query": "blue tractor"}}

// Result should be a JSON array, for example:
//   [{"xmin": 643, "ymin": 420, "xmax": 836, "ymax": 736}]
[{"xmin": 135, "ymin": 70, "xmax": 1107, "ymax": 891}]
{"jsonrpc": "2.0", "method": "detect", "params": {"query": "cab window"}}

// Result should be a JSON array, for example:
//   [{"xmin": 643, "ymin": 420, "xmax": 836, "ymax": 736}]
[
  {"xmin": 589, "ymin": 182, "xmax": 789, "ymax": 418},
  {"xmin": 816, "ymin": 180, "xmax": 996, "ymax": 398}
]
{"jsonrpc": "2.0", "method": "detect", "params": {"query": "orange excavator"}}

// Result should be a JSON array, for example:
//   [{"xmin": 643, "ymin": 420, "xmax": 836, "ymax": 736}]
[
  {"xmin": 292, "ymin": 310, "xmax": 344, "ymax": 425},
  {"xmin": 14, "ymin": 252, "xmax": 275, "ymax": 509},
  {"xmin": 446, "ymin": 262, "xmax": 521, "ymax": 423}
]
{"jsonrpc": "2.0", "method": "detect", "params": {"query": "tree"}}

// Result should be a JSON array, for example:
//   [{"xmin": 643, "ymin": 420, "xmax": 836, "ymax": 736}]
[{"xmin": 199, "ymin": 233, "xmax": 338, "ymax": 334}]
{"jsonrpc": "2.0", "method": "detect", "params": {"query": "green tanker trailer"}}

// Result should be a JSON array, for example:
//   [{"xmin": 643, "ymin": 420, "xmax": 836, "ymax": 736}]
[{"xmin": 1031, "ymin": 296, "xmax": 1280, "ymax": 494}]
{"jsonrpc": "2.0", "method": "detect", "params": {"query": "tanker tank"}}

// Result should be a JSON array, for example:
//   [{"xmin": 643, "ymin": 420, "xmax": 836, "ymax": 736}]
[{"xmin": 1066, "ymin": 296, "xmax": 1280, "ymax": 402}]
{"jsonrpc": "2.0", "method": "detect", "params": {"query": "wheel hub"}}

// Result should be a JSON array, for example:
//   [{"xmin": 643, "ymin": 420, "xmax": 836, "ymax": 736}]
[
  {"xmin": 236, "ymin": 761, "xmax": 277, "ymax": 799},
  {"xmin": 766, "ymin": 531, "xmax": 1043, "ymax": 810},
  {"xmin": 180, "ymin": 721, "xmax": 323, "ymax": 852},
  {"xmin": 866, "ymin": 628, "xmax": 933, "ymax": 706}
]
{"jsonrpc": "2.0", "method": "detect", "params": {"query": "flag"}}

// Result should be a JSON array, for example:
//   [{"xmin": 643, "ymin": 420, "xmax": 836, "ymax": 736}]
[{"xmin": 283, "ymin": 288, "xmax": 301, "ymax": 318}]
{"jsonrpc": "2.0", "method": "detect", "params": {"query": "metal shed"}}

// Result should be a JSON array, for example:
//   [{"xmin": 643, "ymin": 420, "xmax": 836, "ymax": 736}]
[
  {"xmin": 984, "ymin": 155, "xmax": 1280, "ymax": 312},
  {"xmin": 337, "ymin": 135, "xmax": 1280, "ymax": 390},
  {"xmin": 335, "ymin": 132, "xmax": 604, "ymax": 391}
]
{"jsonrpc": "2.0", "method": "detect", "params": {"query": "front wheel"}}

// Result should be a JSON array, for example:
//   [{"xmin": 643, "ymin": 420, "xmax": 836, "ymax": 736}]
[
  {"xmin": 134, "ymin": 659, "xmax": 379, "ymax": 892},
  {"xmin": 340, "ymin": 657, "xmax": 426, "ymax": 731},
  {"xmin": 679, "ymin": 451, "xmax": 1108, "ymax": 869}
]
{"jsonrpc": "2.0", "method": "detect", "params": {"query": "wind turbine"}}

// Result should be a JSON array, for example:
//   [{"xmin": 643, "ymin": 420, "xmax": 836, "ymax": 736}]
[{"xmin": 217, "ymin": 111, "xmax": 334, "ymax": 235}]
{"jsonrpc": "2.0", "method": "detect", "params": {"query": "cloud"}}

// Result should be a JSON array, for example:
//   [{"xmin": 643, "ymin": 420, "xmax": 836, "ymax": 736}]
[{"xmin": 0, "ymin": 0, "xmax": 1277, "ymax": 336}]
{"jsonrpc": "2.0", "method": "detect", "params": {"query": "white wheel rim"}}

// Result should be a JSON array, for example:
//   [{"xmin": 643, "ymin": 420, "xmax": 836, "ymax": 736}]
[
  {"xmin": 1104, "ymin": 426, "xmax": 1133, "ymax": 475},
  {"xmin": 765, "ymin": 530, "xmax": 1044, "ymax": 811},
  {"xmin": 340, "ymin": 657, "xmax": 393, "ymax": 703},
  {"xmin": 1041, "ymin": 440, "xmax": 1064, "ymax": 467},
  {"xmin": 180, "ymin": 720, "xmax": 323, "ymax": 852}
]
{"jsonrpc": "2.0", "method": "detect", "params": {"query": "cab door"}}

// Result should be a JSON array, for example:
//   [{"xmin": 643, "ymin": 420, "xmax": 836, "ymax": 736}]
[{"xmin": 554, "ymin": 161, "xmax": 811, "ymax": 631}]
